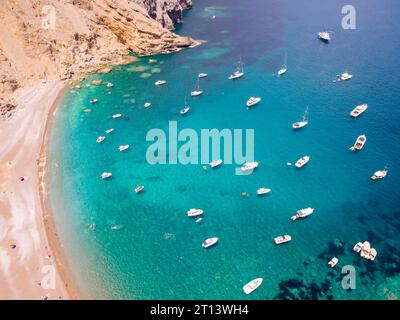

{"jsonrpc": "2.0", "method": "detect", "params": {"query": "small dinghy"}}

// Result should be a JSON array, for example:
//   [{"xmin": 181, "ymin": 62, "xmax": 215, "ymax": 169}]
[
  {"xmin": 295, "ymin": 156, "xmax": 310, "ymax": 168},
  {"xmin": 202, "ymin": 237, "xmax": 219, "ymax": 248},
  {"xmin": 243, "ymin": 278, "xmax": 263, "ymax": 295},
  {"xmin": 257, "ymin": 188, "xmax": 271, "ymax": 195},
  {"xmin": 350, "ymin": 134, "xmax": 366, "ymax": 151},
  {"xmin": 101, "ymin": 172, "xmax": 112, "ymax": 179},
  {"xmin": 274, "ymin": 235, "xmax": 292, "ymax": 245},
  {"xmin": 144, "ymin": 102, "xmax": 151, "ymax": 108},
  {"xmin": 89, "ymin": 98, "xmax": 98, "ymax": 104},
  {"xmin": 187, "ymin": 209, "xmax": 203, "ymax": 217},
  {"xmin": 328, "ymin": 257, "xmax": 339, "ymax": 268},
  {"xmin": 96, "ymin": 136, "xmax": 106, "ymax": 143},
  {"xmin": 134, "ymin": 185, "xmax": 144, "ymax": 193},
  {"xmin": 105, "ymin": 128, "xmax": 114, "ymax": 134},
  {"xmin": 209, "ymin": 159, "xmax": 222, "ymax": 168},
  {"xmin": 118, "ymin": 145, "xmax": 130, "ymax": 151},
  {"xmin": 112, "ymin": 113, "xmax": 122, "ymax": 119}
]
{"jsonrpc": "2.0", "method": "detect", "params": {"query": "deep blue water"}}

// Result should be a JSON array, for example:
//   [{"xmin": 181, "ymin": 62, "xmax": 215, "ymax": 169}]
[{"xmin": 48, "ymin": 0, "xmax": 400, "ymax": 299}]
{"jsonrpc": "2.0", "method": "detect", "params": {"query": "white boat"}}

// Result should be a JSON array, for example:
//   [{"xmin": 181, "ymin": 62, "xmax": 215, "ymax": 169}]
[
  {"xmin": 257, "ymin": 188, "xmax": 271, "ymax": 195},
  {"xmin": 118, "ymin": 145, "xmax": 129, "ymax": 151},
  {"xmin": 371, "ymin": 167, "xmax": 388, "ymax": 180},
  {"xmin": 339, "ymin": 72, "xmax": 353, "ymax": 81},
  {"xmin": 111, "ymin": 225, "xmax": 123, "ymax": 230},
  {"xmin": 105, "ymin": 128, "xmax": 114, "ymax": 134},
  {"xmin": 228, "ymin": 59, "xmax": 244, "ymax": 80},
  {"xmin": 195, "ymin": 217, "xmax": 203, "ymax": 223},
  {"xmin": 180, "ymin": 106, "xmax": 190, "ymax": 115},
  {"xmin": 274, "ymin": 235, "xmax": 292, "ymax": 245},
  {"xmin": 277, "ymin": 54, "xmax": 287, "ymax": 76},
  {"xmin": 328, "ymin": 257, "xmax": 339, "ymax": 268},
  {"xmin": 292, "ymin": 107, "xmax": 309, "ymax": 129},
  {"xmin": 241, "ymin": 161, "xmax": 259, "ymax": 173},
  {"xmin": 89, "ymin": 98, "xmax": 98, "ymax": 104},
  {"xmin": 198, "ymin": 73, "xmax": 208, "ymax": 78},
  {"xmin": 243, "ymin": 278, "xmax": 263, "ymax": 295},
  {"xmin": 350, "ymin": 104, "xmax": 368, "ymax": 118},
  {"xmin": 295, "ymin": 156, "xmax": 310, "ymax": 168},
  {"xmin": 96, "ymin": 136, "xmax": 106, "ymax": 143},
  {"xmin": 202, "ymin": 237, "xmax": 219, "ymax": 248},
  {"xmin": 291, "ymin": 207, "xmax": 314, "ymax": 221},
  {"xmin": 209, "ymin": 159, "xmax": 222, "ymax": 168},
  {"xmin": 101, "ymin": 172, "xmax": 112, "ymax": 179},
  {"xmin": 134, "ymin": 185, "xmax": 144, "ymax": 193},
  {"xmin": 350, "ymin": 134, "xmax": 366, "ymax": 151},
  {"xmin": 246, "ymin": 97, "xmax": 261, "ymax": 108},
  {"xmin": 187, "ymin": 208, "xmax": 204, "ymax": 217},
  {"xmin": 144, "ymin": 102, "xmax": 151, "ymax": 108},
  {"xmin": 155, "ymin": 80, "xmax": 167, "ymax": 86},
  {"xmin": 106, "ymin": 82, "xmax": 114, "ymax": 88},
  {"xmin": 353, "ymin": 242, "xmax": 363, "ymax": 253},
  {"xmin": 112, "ymin": 113, "xmax": 122, "ymax": 119},
  {"xmin": 318, "ymin": 31, "xmax": 331, "ymax": 42},
  {"xmin": 191, "ymin": 78, "xmax": 203, "ymax": 97}
]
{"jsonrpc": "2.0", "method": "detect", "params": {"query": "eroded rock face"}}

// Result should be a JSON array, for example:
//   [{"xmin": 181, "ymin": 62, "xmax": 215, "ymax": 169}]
[
  {"xmin": 132, "ymin": 0, "xmax": 192, "ymax": 30},
  {"xmin": 0, "ymin": 0, "xmax": 197, "ymax": 100}
]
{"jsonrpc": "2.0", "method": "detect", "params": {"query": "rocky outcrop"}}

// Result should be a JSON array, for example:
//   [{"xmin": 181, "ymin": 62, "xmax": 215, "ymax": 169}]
[{"xmin": 0, "ymin": 0, "xmax": 197, "ymax": 101}]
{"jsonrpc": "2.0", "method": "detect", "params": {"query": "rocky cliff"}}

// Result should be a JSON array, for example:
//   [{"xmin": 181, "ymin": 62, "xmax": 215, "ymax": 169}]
[{"xmin": 0, "ymin": 0, "xmax": 196, "ymax": 108}]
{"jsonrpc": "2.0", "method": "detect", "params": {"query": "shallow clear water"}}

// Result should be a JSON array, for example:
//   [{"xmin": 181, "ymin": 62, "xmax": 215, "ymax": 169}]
[{"xmin": 49, "ymin": 0, "xmax": 400, "ymax": 299}]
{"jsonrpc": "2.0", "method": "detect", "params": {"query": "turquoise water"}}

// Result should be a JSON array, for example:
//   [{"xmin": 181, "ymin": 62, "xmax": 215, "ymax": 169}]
[{"xmin": 49, "ymin": 0, "xmax": 400, "ymax": 299}]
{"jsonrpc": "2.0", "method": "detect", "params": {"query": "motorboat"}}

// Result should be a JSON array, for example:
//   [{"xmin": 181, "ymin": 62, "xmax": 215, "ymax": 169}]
[
  {"xmin": 243, "ymin": 278, "xmax": 263, "ymax": 295},
  {"xmin": 350, "ymin": 134, "xmax": 366, "ymax": 151},
  {"xmin": 118, "ymin": 145, "xmax": 130, "ymax": 151},
  {"xmin": 89, "ymin": 98, "xmax": 98, "ymax": 104},
  {"xmin": 292, "ymin": 107, "xmax": 309, "ymax": 129},
  {"xmin": 257, "ymin": 188, "xmax": 271, "ymax": 195},
  {"xmin": 209, "ymin": 159, "xmax": 223, "ymax": 168},
  {"xmin": 318, "ymin": 31, "xmax": 331, "ymax": 42},
  {"xmin": 241, "ymin": 161, "xmax": 259, "ymax": 173},
  {"xmin": 134, "ymin": 185, "xmax": 144, "ymax": 193},
  {"xmin": 144, "ymin": 102, "xmax": 151, "ymax": 108},
  {"xmin": 112, "ymin": 113, "xmax": 122, "ymax": 119},
  {"xmin": 101, "ymin": 172, "xmax": 112, "ymax": 179},
  {"xmin": 371, "ymin": 167, "xmax": 388, "ymax": 180},
  {"xmin": 339, "ymin": 72, "xmax": 353, "ymax": 81},
  {"xmin": 198, "ymin": 73, "xmax": 208, "ymax": 78},
  {"xmin": 277, "ymin": 54, "xmax": 287, "ymax": 76},
  {"xmin": 295, "ymin": 156, "xmax": 310, "ymax": 168},
  {"xmin": 291, "ymin": 207, "xmax": 314, "ymax": 221},
  {"xmin": 155, "ymin": 80, "xmax": 167, "ymax": 86},
  {"xmin": 191, "ymin": 78, "xmax": 203, "ymax": 96},
  {"xmin": 274, "ymin": 235, "xmax": 292, "ymax": 245},
  {"xmin": 180, "ymin": 106, "xmax": 190, "ymax": 115},
  {"xmin": 246, "ymin": 97, "xmax": 261, "ymax": 108},
  {"xmin": 105, "ymin": 128, "xmax": 114, "ymax": 134},
  {"xmin": 106, "ymin": 82, "xmax": 114, "ymax": 88},
  {"xmin": 228, "ymin": 59, "xmax": 244, "ymax": 80},
  {"xmin": 96, "ymin": 136, "xmax": 106, "ymax": 143},
  {"xmin": 187, "ymin": 209, "xmax": 204, "ymax": 217},
  {"xmin": 202, "ymin": 237, "xmax": 219, "ymax": 248},
  {"xmin": 328, "ymin": 257, "xmax": 339, "ymax": 268},
  {"xmin": 353, "ymin": 242, "xmax": 363, "ymax": 253},
  {"xmin": 350, "ymin": 104, "xmax": 368, "ymax": 118}
]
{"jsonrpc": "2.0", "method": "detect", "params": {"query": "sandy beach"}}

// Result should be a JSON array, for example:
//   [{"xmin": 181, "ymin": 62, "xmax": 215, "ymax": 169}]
[{"xmin": 0, "ymin": 80, "xmax": 75, "ymax": 299}]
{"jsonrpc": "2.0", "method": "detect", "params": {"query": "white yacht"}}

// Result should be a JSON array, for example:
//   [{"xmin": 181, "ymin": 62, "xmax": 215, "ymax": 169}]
[
  {"xmin": 277, "ymin": 54, "xmax": 287, "ymax": 76},
  {"xmin": 96, "ymin": 136, "xmax": 106, "ymax": 143},
  {"xmin": 339, "ymin": 72, "xmax": 353, "ymax": 81},
  {"xmin": 243, "ymin": 278, "xmax": 263, "ymax": 295},
  {"xmin": 328, "ymin": 257, "xmax": 339, "ymax": 268},
  {"xmin": 134, "ymin": 185, "xmax": 144, "ymax": 193},
  {"xmin": 350, "ymin": 104, "xmax": 368, "ymax": 118},
  {"xmin": 202, "ymin": 237, "xmax": 219, "ymax": 248},
  {"xmin": 241, "ymin": 161, "xmax": 259, "ymax": 173},
  {"xmin": 318, "ymin": 31, "xmax": 331, "ymax": 42},
  {"xmin": 246, "ymin": 97, "xmax": 261, "ymax": 108},
  {"xmin": 295, "ymin": 156, "xmax": 310, "ymax": 168},
  {"xmin": 350, "ymin": 134, "xmax": 366, "ymax": 151},
  {"xmin": 274, "ymin": 235, "xmax": 292, "ymax": 245},
  {"xmin": 89, "ymin": 98, "xmax": 98, "ymax": 104},
  {"xmin": 144, "ymin": 102, "xmax": 152, "ymax": 108},
  {"xmin": 371, "ymin": 167, "xmax": 388, "ymax": 180},
  {"xmin": 118, "ymin": 145, "xmax": 130, "ymax": 151},
  {"xmin": 198, "ymin": 73, "xmax": 208, "ymax": 78},
  {"xmin": 291, "ymin": 207, "xmax": 314, "ymax": 221},
  {"xmin": 155, "ymin": 80, "xmax": 167, "ymax": 86},
  {"xmin": 292, "ymin": 107, "xmax": 309, "ymax": 129},
  {"xmin": 187, "ymin": 209, "xmax": 204, "ymax": 217},
  {"xmin": 257, "ymin": 188, "xmax": 271, "ymax": 195},
  {"xmin": 112, "ymin": 113, "xmax": 122, "ymax": 119},
  {"xmin": 209, "ymin": 159, "xmax": 223, "ymax": 168},
  {"xmin": 191, "ymin": 78, "xmax": 203, "ymax": 97},
  {"xmin": 106, "ymin": 82, "xmax": 114, "ymax": 88},
  {"xmin": 101, "ymin": 172, "xmax": 112, "ymax": 179},
  {"xmin": 105, "ymin": 128, "xmax": 114, "ymax": 134},
  {"xmin": 228, "ymin": 59, "xmax": 244, "ymax": 80}
]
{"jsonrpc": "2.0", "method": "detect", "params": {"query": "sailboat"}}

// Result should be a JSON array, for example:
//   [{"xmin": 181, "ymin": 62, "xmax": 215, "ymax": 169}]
[
  {"xmin": 277, "ymin": 54, "xmax": 287, "ymax": 76},
  {"xmin": 228, "ymin": 59, "xmax": 244, "ymax": 80},
  {"xmin": 190, "ymin": 78, "xmax": 203, "ymax": 96},
  {"xmin": 292, "ymin": 107, "xmax": 309, "ymax": 129},
  {"xmin": 180, "ymin": 97, "xmax": 190, "ymax": 115}
]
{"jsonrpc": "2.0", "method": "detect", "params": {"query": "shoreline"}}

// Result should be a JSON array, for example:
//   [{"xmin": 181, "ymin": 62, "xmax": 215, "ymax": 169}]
[{"xmin": 0, "ymin": 80, "xmax": 76, "ymax": 299}]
